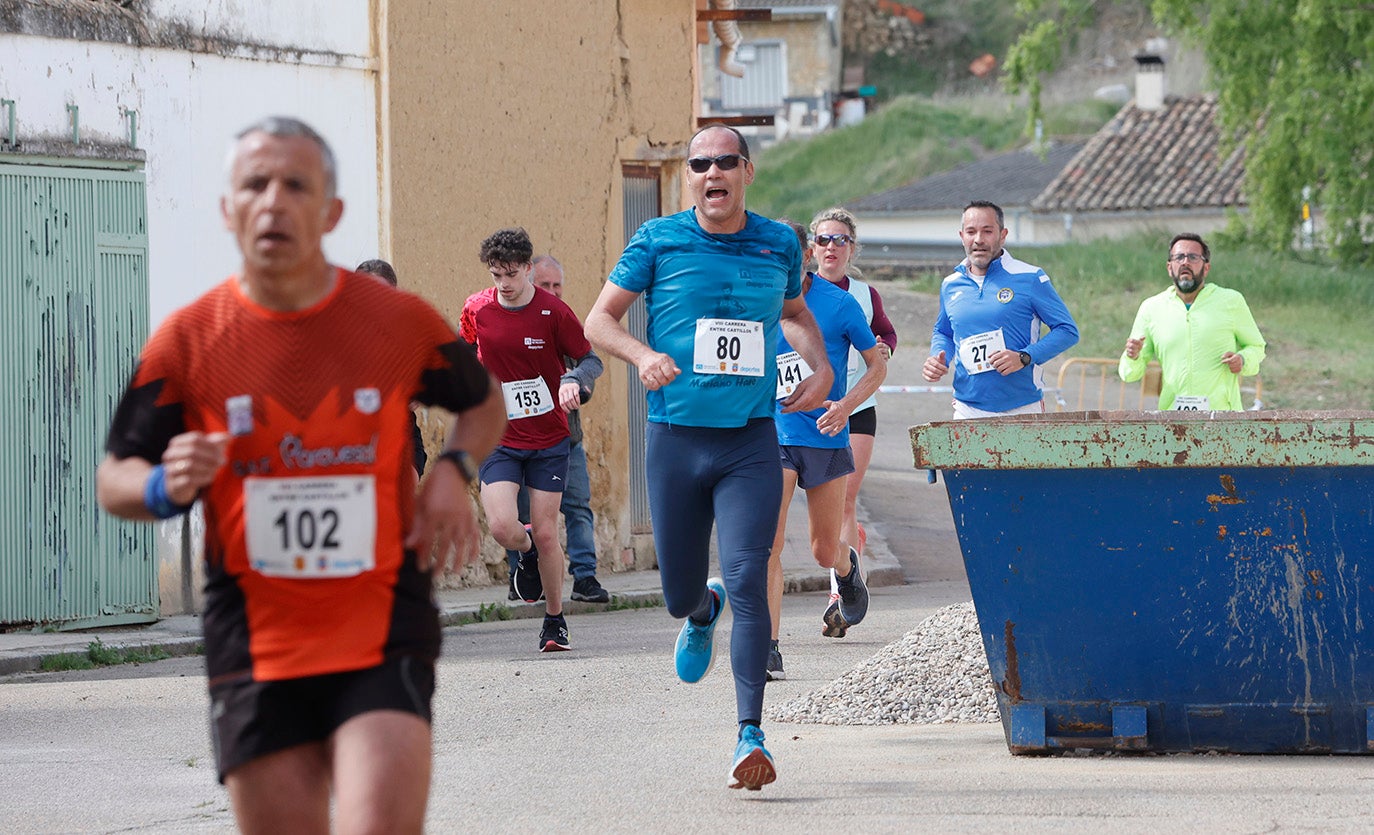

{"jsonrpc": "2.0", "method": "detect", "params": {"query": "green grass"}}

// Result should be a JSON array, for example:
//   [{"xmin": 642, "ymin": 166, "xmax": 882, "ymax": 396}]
[
  {"xmin": 39, "ymin": 639, "xmax": 172, "ymax": 672},
  {"xmin": 456, "ymin": 601, "xmax": 513, "ymax": 625},
  {"xmin": 605, "ymin": 594, "xmax": 663, "ymax": 612},
  {"xmin": 905, "ymin": 234, "xmax": 1374, "ymax": 411},
  {"xmin": 859, "ymin": 0, "xmax": 1028, "ymax": 103},
  {"xmin": 749, "ymin": 94, "xmax": 1118, "ymax": 223}
]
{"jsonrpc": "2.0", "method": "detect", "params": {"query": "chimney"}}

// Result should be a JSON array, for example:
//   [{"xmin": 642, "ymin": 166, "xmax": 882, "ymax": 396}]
[{"xmin": 1134, "ymin": 53, "xmax": 1166, "ymax": 112}]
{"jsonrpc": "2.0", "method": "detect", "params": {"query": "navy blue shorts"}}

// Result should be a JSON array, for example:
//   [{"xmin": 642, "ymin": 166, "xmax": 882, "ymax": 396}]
[
  {"xmin": 478, "ymin": 438, "xmax": 571, "ymax": 492},
  {"xmin": 780, "ymin": 444, "xmax": 855, "ymax": 490}
]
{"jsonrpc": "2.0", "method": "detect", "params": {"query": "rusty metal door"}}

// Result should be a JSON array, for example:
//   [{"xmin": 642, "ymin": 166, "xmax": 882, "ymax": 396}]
[{"xmin": 0, "ymin": 159, "xmax": 156, "ymax": 628}]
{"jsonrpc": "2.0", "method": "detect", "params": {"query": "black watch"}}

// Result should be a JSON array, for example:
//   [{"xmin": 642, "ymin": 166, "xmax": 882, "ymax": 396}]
[
  {"xmin": 1018, "ymin": 351, "xmax": 1032, "ymax": 367},
  {"xmin": 438, "ymin": 450, "xmax": 479, "ymax": 484}
]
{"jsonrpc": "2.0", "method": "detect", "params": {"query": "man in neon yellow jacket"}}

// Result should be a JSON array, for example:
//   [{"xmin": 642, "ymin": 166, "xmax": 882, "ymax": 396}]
[{"xmin": 1119, "ymin": 233, "xmax": 1266, "ymax": 411}]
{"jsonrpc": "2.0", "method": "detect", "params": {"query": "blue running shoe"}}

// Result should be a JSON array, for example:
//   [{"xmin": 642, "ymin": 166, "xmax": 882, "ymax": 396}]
[
  {"xmin": 674, "ymin": 578, "xmax": 726, "ymax": 683},
  {"xmin": 728, "ymin": 725, "xmax": 777, "ymax": 790},
  {"xmin": 835, "ymin": 547, "xmax": 868, "ymax": 626}
]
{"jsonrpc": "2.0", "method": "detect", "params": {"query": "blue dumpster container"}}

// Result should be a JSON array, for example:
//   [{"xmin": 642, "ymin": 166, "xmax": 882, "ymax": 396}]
[{"xmin": 910, "ymin": 411, "xmax": 1374, "ymax": 754}]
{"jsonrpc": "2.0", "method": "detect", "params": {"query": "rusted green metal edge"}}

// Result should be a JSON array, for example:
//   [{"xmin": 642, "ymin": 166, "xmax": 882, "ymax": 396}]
[{"xmin": 910, "ymin": 410, "xmax": 1374, "ymax": 470}]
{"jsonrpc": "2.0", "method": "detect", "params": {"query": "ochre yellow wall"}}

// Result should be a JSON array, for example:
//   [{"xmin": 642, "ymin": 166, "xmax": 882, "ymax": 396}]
[{"xmin": 386, "ymin": 1, "xmax": 701, "ymax": 582}]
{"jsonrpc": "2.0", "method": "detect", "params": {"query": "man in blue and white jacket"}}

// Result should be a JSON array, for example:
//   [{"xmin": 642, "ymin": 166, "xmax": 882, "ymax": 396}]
[{"xmin": 923, "ymin": 200, "xmax": 1079, "ymax": 418}]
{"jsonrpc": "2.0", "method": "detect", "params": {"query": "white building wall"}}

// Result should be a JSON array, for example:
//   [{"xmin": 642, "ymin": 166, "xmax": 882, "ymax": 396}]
[
  {"xmin": 857, "ymin": 213, "xmax": 965, "ymax": 246},
  {"xmin": 855, "ymin": 209, "xmax": 1239, "ymax": 249},
  {"xmin": 148, "ymin": 0, "xmax": 370, "ymax": 56},
  {"xmin": 3, "ymin": 1, "xmax": 377, "ymax": 328},
  {"xmin": 2, "ymin": 3, "xmax": 377, "ymax": 614}
]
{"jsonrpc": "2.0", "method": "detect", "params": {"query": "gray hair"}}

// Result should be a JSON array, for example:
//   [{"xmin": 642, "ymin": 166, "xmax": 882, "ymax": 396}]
[
  {"xmin": 226, "ymin": 116, "xmax": 338, "ymax": 199},
  {"xmin": 531, "ymin": 254, "xmax": 563, "ymax": 273}
]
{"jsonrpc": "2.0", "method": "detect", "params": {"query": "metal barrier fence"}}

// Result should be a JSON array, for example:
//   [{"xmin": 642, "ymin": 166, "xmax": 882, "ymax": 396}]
[{"xmin": 1052, "ymin": 358, "xmax": 1264, "ymax": 412}]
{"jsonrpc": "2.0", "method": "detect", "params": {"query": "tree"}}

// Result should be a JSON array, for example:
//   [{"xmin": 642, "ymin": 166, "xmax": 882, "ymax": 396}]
[{"xmin": 1005, "ymin": 0, "xmax": 1373, "ymax": 264}]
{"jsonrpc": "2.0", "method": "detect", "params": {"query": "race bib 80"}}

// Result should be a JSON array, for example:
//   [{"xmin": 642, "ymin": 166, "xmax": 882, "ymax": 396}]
[{"xmin": 693, "ymin": 318, "xmax": 765, "ymax": 377}]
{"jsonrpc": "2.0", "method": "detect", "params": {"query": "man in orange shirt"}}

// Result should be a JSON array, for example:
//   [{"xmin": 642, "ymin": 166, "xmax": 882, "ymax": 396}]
[{"xmin": 97, "ymin": 117, "xmax": 505, "ymax": 833}]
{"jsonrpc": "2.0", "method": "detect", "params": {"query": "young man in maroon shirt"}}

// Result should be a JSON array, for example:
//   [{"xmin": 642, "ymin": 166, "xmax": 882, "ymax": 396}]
[{"xmin": 460, "ymin": 228, "xmax": 595, "ymax": 652}]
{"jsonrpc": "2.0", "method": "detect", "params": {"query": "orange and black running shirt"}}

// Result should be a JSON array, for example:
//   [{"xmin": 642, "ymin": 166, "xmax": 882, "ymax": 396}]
[
  {"xmin": 458, "ymin": 285, "xmax": 591, "ymax": 450},
  {"xmin": 105, "ymin": 269, "xmax": 491, "ymax": 683}
]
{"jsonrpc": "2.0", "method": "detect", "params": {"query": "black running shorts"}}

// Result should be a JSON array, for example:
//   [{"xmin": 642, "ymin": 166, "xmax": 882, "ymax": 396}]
[
  {"xmin": 209, "ymin": 654, "xmax": 435, "ymax": 782},
  {"xmin": 847, "ymin": 406, "xmax": 877, "ymax": 436}
]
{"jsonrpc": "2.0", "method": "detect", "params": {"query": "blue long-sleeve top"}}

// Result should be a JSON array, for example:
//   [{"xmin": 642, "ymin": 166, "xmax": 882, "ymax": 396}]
[{"xmin": 930, "ymin": 249, "xmax": 1079, "ymax": 412}]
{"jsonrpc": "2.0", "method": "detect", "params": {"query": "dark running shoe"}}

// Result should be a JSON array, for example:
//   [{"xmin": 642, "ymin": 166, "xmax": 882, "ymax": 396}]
[
  {"xmin": 765, "ymin": 643, "xmax": 786, "ymax": 682},
  {"xmin": 507, "ymin": 572, "xmax": 520, "ymax": 602},
  {"xmin": 821, "ymin": 593, "xmax": 848, "ymax": 638},
  {"xmin": 512, "ymin": 525, "xmax": 544, "ymax": 604},
  {"xmin": 539, "ymin": 615, "xmax": 571, "ymax": 652},
  {"xmin": 571, "ymin": 575, "xmax": 610, "ymax": 603},
  {"xmin": 835, "ymin": 547, "xmax": 869, "ymax": 626}
]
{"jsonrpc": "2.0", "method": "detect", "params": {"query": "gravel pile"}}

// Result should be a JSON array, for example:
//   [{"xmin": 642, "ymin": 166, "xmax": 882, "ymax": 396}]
[{"xmin": 767, "ymin": 602, "xmax": 1002, "ymax": 726}]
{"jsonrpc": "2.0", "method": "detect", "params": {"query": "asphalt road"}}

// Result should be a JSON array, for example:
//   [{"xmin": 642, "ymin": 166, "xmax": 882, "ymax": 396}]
[
  {"xmin": 5, "ymin": 579, "xmax": 1373, "ymax": 833},
  {"xmin": 4, "ymin": 283, "xmax": 1370, "ymax": 833}
]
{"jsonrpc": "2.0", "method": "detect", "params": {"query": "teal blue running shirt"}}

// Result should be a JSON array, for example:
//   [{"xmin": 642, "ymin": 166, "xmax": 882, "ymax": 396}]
[{"xmin": 608, "ymin": 210, "xmax": 802, "ymax": 428}]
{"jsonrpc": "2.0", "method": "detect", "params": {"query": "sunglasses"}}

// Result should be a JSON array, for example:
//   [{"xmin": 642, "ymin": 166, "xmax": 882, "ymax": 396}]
[
  {"xmin": 686, "ymin": 154, "xmax": 745, "ymax": 173},
  {"xmin": 813, "ymin": 233, "xmax": 853, "ymax": 247}
]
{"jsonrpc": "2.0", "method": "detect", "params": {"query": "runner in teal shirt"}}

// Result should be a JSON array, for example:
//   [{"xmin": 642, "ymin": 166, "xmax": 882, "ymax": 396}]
[{"xmin": 608, "ymin": 208, "xmax": 801, "ymax": 427}]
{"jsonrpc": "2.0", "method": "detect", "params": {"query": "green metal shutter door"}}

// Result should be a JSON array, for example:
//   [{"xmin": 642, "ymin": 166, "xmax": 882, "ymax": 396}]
[
  {"xmin": 0, "ymin": 162, "xmax": 156, "ymax": 628},
  {"xmin": 621, "ymin": 169, "xmax": 659, "ymax": 532}
]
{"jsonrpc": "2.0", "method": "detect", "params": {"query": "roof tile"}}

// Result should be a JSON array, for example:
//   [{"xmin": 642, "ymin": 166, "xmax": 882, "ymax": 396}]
[{"xmin": 1032, "ymin": 94, "xmax": 1246, "ymax": 212}]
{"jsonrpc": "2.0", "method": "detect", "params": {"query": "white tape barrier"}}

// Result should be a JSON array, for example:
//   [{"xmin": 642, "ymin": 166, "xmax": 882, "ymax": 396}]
[{"xmin": 879, "ymin": 384, "xmax": 1063, "ymax": 400}]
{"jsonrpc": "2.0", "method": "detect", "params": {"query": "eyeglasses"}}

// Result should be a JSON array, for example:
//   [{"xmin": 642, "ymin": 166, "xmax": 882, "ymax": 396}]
[
  {"xmin": 1169, "ymin": 253, "xmax": 1207, "ymax": 264},
  {"xmin": 686, "ymin": 154, "xmax": 744, "ymax": 173},
  {"xmin": 813, "ymin": 233, "xmax": 853, "ymax": 247}
]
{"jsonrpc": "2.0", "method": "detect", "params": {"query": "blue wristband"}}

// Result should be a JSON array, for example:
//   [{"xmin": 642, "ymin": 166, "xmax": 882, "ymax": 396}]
[{"xmin": 144, "ymin": 464, "xmax": 194, "ymax": 519}]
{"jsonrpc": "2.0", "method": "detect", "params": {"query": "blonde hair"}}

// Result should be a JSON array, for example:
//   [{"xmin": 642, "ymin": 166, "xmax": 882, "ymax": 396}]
[{"xmin": 809, "ymin": 206, "xmax": 862, "ymax": 274}]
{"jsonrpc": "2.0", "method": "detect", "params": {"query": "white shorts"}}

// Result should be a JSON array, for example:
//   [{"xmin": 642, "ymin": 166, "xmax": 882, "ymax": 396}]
[{"xmin": 951, "ymin": 398, "xmax": 1046, "ymax": 421}]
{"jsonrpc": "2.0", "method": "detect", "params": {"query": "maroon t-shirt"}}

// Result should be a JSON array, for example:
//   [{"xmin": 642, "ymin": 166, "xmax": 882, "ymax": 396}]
[{"xmin": 459, "ymin": 286, "xmax": 591, "ymax": 450}]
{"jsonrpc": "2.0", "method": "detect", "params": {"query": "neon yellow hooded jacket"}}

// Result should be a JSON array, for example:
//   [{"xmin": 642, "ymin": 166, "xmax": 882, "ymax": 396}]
[{"xmin": 1118, "ymin": 283, "xmax": 1265, "ymax": 411}]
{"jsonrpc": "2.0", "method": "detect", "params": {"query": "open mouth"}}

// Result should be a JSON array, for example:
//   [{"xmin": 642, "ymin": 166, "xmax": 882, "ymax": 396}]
[{"xmin": 705, "ymin": 187, "xmax": 729, "ymax": 201}]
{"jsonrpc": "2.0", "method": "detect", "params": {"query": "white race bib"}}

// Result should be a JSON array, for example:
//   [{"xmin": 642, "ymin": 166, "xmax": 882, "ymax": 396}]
[
  {"xmin": 958, "ymin": 328, "xmax": 1006, "ymax": 375},
  {"xmin": 693, "ymin": 318, "xmax": 765, "ymax": 377},
  {"xmin": 502, "ymin": 377, "xmax": 555, "ymax": 420},
  {"xmin": 244, "ymin": 476, "xmax": 377, "ymax": 578},
  {"xmin": 775, "ymin": 350, "xmax": 814, "ymax": 399},
  {"xmin": 1172, "ymin": 395, "xmax": 1211, "ymax": 411}
]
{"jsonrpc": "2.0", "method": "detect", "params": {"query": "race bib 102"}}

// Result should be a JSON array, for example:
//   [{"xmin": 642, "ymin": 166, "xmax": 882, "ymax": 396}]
[{"xmin": 244, "ymin": 476, "xmax": 377, "ymax": 578}]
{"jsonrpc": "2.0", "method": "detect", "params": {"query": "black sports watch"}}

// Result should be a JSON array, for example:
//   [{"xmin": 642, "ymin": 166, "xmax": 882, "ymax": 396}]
[
  {"xmin": 437, "ymin": 450, "xmax": 479, "ymax": 484},
  {"xmin": 1018, "ymin": 351, "xmax": 1033, "ymax": 367}
]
